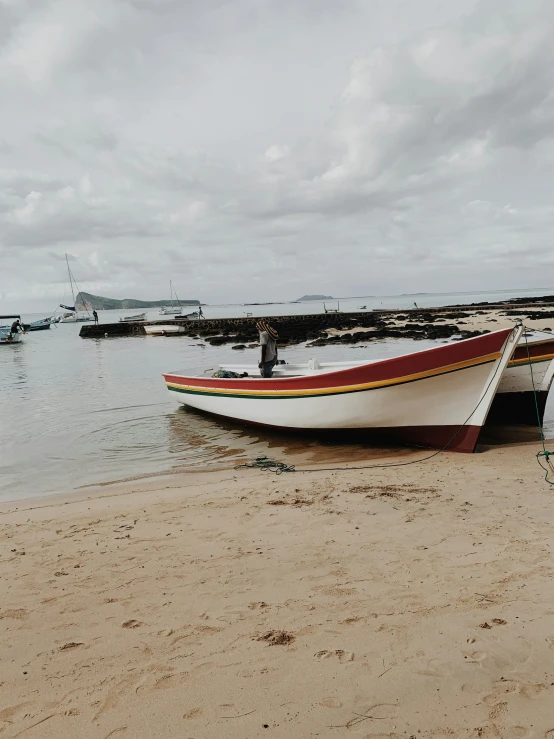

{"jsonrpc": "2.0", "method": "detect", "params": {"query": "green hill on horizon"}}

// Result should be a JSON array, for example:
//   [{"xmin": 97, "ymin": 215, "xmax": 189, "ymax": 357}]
[
  {"xmin": 76, "ymin": 292, "xmax": 201, "ymax": 310},
  {"xmin": 297, "ymin": 294, "xmax": 334, "ymax": 301}
]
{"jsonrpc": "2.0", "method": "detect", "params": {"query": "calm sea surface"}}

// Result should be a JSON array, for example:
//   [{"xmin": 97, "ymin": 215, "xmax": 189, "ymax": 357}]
[{"xmin": 2, "ymin": 288, "xmax": 553, "ymax": 503}]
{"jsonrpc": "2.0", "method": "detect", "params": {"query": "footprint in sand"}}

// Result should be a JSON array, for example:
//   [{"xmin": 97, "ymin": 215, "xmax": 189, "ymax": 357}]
[
  {"xmin": 498, "ymin": 727, "xmax": 531, "ymax": 738},
  {"xmin": 462, "ymin": 649, "xmax": 487, "ymax": 663},
  {"xmin": 0, "ymin": 608, "xmax": 27, "ymax": 620},
  {"xmin": 0, "ymin": 702, "xmax": 32, "ymax": 724},
  {"xmin": 152, "ymin": 672, "xmax": 189, "ymax": 690},
  {"xmin": 318, "ymin": 697, "xmax": 342, "ymax": 708},
  {"xmin": 317, "ymin": 586, "xmax": 357, "ymax": 597},
  {"xmin": 183, "ymin": 707, "xmax": 203, "ymax": 719},
  {"xmin": 519, "ymin": 683, "xmax": 546, "ymax": 699},
  {"xmin": 58, "ymin": 642, "xmax": 84, "ymax": 651},
  {"xmin": 121, "ymin": 619, "xmax": 143, "ymax": 629},
  {"xmin": 315, "ymin": 649, "xmax": 354, "ymax": 663}
]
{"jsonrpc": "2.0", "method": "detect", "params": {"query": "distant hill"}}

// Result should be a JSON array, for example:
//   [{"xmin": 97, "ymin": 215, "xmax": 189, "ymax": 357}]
[
  {"xmin": 297, "ymin": 294, "xmax": 334, "ymax": 301},
  {"xmin": 76, "ymin": 292, "xmax": 200, "ymax": 310}
]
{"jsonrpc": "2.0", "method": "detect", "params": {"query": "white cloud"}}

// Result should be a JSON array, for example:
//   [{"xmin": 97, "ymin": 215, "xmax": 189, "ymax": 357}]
[
  {"xmin": 2, "ymin": 0, "xmax": 554, "ymax": 310},
  {"xmin": 264, "ymin": 145, "xmax": 290, "ymax": 162}
]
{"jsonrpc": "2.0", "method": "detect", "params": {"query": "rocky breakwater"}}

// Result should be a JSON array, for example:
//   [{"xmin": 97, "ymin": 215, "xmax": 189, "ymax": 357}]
[
  {"xmin": 80, "ymin": 311, "xmax": 488, "ymax": 344},
  {"xmin": 177, "ymin": 311, "xmax": 485, "ymax": 348}
]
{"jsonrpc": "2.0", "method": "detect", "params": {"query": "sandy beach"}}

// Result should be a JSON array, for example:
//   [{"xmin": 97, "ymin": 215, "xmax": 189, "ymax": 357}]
[{"xmin": 2, "ymin": 440, "xmax": 554, "ymax": 738}]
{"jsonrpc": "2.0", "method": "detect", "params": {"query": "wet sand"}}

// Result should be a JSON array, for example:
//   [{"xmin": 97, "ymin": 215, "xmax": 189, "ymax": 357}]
[
  {"xmin": 1, "ymin": 440, "xmax": 554, "ymax": 738},
  {"xmin": 328, "ymin": 305, "xmax": 554, "ymax": 339}
]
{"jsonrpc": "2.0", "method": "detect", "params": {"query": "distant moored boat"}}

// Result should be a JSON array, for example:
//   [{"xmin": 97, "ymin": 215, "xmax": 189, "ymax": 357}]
[
  {"xmin": 119, "ymin": 313, "xmax": 147, "ymax": 323},
  {"xmin": 145, "ymin": 324, "xmax": 185, "ymax": 336}
]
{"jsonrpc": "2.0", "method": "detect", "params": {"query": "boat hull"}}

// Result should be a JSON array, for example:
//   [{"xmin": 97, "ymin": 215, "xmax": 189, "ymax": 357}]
[
  {"xmin": 60, "ymin": 314, "xmax": 92, "ymax": 323},
  {"xmin": 145, "ymin": 325, "xmax": 185, "ymax": 335},
  {"xmin": 119, "ymin": 313, "xmax": 146, "ymax": 322},
  {"xmin": 487, "ymin": 337, "xmax": 554, "ymax": 425},
  {"xmin": 0, "ymin": 332, "xmax": 23, "ymax": 344},
  {"xmin": 164, "ymin": 328, "xmax": 520, "ymax": 452}
]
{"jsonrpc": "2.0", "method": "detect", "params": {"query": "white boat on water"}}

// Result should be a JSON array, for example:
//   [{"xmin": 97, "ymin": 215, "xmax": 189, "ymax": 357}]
[
  {"xmin": 163, "ymin": 327, "xmax": 522, "ymax": 453},
  {"xmin": 58, "ymin": 254, "xmax": 93, "ymax": 323},
  {"xmin": 0, "ymin": 315, "xmax": 25, "ymax": 345},
  {"xmin": 119, "ymin": 312, "xmax": 147, "ymax": 323},
  {"xmin": 160, "ymin": 306, "xmax": 182, "ymax": 315},
  {"xmin": 60, "ymin": 313, "xmax": 93, "ymax": 323},
  {"xmin": 159, "ymin": 281, "xmax": 182, "ymax": 315},
  {"xmin": 145, "ymin": 324, "xmax": 185, "ymax": 336}
]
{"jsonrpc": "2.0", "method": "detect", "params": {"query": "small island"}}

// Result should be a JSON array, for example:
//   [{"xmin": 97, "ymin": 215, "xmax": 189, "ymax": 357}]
[
  {"xmin": 297, "ymin": 294, "xmax": 334, "ymax": 301},
  {"xmin": 76, "ymin": 292, "xmax": 201, "ymax": 310}
]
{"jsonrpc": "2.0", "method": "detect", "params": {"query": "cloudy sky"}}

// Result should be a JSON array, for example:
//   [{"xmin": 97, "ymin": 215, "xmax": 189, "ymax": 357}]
[{"xmin": 1, "ymin": 0, "xmax": 554, "ymax": 310}]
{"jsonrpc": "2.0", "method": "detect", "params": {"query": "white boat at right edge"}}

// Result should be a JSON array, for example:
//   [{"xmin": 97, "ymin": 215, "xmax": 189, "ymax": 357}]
[{"xmin": 488, "ymin": 333, "xmax": 554, "ymax": 425}]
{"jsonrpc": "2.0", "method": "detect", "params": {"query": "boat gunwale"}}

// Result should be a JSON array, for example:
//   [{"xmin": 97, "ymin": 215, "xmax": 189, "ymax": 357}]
[{"xmin": 164, "ymin": 328, "xmax": 514, "ymax": 390}]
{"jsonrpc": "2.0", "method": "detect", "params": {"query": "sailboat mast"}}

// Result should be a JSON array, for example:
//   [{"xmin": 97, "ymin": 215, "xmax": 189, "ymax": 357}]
[
  {"xmin": 65, "ymin": 253, "xmax": 76, "ymax": 308},
  {"xmin": 173, "ymin": 283, "xmax": 182, "ymax": 308}
]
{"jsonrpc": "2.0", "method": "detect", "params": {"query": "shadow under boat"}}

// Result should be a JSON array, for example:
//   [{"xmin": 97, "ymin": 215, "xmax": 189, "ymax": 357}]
[{"xmin": 175, "ymin": 404, "xmax": 546, "ymax": 459}]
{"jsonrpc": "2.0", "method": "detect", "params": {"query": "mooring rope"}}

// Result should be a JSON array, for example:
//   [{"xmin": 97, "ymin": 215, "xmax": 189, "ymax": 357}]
[{"xmin": 522, "ymin": 330, "xmax": 554, "ymax": 485}]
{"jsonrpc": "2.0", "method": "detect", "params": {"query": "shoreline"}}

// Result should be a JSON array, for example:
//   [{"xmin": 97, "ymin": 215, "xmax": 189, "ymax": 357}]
[
  {"xmin": 79, "ymin": 297, "xmax": 554, "ymax": 346},
  {"xmin": 1, "ymin": 440, "xmax": 553, "ymax": 738},
  {"xmin": 1, "ymin": 426, "xmax": 549, "ymax": 512}
]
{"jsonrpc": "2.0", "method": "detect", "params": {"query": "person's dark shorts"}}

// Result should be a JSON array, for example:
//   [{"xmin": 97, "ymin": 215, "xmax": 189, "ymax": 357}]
[{"xmin": 260, "ymin": 359, "xmax": 277, "ymax": 378}]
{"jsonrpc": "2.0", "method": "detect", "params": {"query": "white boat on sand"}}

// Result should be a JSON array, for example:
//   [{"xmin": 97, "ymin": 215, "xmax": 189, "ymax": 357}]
[
  {"xmin": 488, "ymin": 333, "xmax": 554, "ymax": 425},
  {"xmin": 211, "ymin": 331, "xmax": 554, "ymax": 428},
  {"xmin": 163, "ymin": 327, "xmax": 522, "ymax": 453},
  {"xmin": 145, "ymin": 324, "xmax": 185, "ymax": 336}
]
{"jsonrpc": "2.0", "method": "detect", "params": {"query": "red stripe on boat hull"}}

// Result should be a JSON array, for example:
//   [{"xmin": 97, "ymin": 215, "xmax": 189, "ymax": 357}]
[
  {"xmin": 164, "ymin": 329, "xmax": 512, "ymax": 393},
  {"xmin": 512, "ymin": 339, "xmax": 554, "ymax": 361}
]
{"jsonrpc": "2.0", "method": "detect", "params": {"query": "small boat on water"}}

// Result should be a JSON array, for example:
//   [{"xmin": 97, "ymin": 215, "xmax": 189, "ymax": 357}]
[
  {"xmin": 26, "ymin": 317, "xmax": 53, "ymax": 331},
  {"xmin": 119, "ymin": 312, "xmax": 147, "ymax": 323},
  {"xmin": 181, "ymin": 310, "xmax": 203, "ymax": 320},
  {"xmin": 145, "ymin": 324, "xmax": 185, "ymax": 336},
  {"xmin": 0, "ymin": 315, "xmax": 25, "ymax": 345},
  {"xmin": 163, "ymin": 327, "xmax": 522, "ymax": 453},
  {"xmin": 357, "ymin": 305, "xmax": 367, "ymax": 310},
  {"xmin": 60, "ymin": 313, "xmax": 93, "ymax": 323}
]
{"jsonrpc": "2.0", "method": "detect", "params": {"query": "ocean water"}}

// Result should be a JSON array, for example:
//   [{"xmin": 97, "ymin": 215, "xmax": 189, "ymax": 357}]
[{"xmin": 1, "ymin": 288, "xmax": 553, "ymax": 503}]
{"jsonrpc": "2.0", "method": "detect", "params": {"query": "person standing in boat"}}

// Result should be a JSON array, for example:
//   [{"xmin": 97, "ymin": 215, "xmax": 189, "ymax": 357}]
[
  {"xmin": 92, "ymin": 310, "xmax": 99, "ymax": 324},
  {"xmin": 257, "ymin": 320, "xmax": 278, "ymax": 378},
  {"xmin": 9, "ymin": 318, "xmax": 22, "ymax": 340}
]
